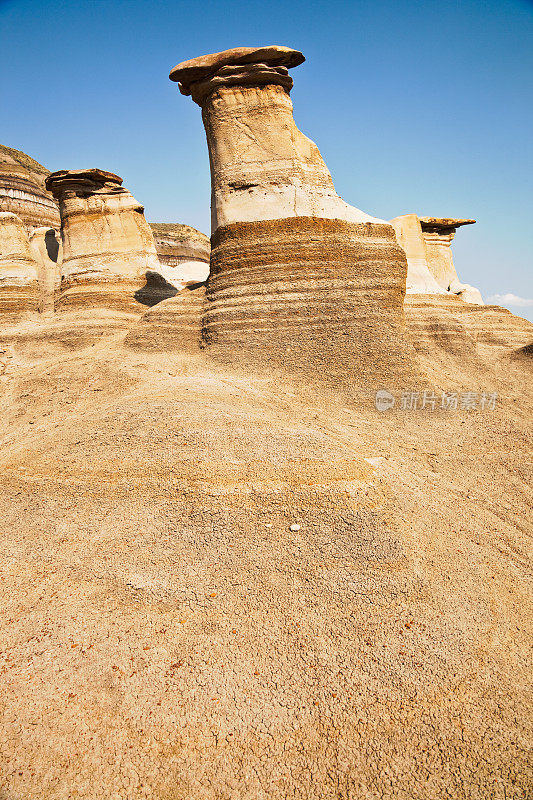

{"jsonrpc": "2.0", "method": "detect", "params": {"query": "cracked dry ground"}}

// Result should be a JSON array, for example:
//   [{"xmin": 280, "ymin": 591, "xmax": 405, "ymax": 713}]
[{"xmin": 0, "ymin": 314, "xmax": 531, "ymax": 799}]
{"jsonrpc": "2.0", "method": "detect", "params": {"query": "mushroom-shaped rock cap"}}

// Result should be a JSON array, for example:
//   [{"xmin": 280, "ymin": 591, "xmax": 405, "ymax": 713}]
[
  {"xmin": 169, "ymin": 45, "xmax": 305, "ymax": 91},
  {"xmin": 419, "ymin": 217, "xmax": 476, "ymax": 232},
  {"xmin": 45, "ymin": 168, "xmax": 123, "ymax": 196}
]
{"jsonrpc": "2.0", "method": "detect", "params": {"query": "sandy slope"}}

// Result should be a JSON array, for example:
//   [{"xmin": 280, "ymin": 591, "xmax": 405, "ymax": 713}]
[{"xmin": 0, "ymin": 308, "xmax": 531, "ymax": 799}]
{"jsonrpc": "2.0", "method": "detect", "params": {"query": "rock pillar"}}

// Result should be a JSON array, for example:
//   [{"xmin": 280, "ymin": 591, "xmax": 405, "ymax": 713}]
[
  {"xmin": 419, "ymin": 217, "xmax": 482, "ymax": 303},
  {"xmin": 170, "ymin": 46, "xmax": 413, "ymax": 386},
  {"xmin": 390, "ymin": 214, "xmax": 483, "ymax": 305},
  {"xmin": 0, "ymin": 211, "xmax": 39, "ymax": 317},
  {"xmin": 45, "ymin": 169, "xmax": 161, "ymax": 311}
]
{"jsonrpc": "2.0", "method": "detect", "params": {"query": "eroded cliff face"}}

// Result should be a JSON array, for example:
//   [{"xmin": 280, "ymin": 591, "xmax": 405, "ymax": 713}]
[
  {"xmin": 0, "ymin": 144, "xmax": 60, "ymax": 232},
  {"xmin": 148, "ymin": 222, "xmax": 210, "ymax": 290},
  {"xmin": 0, "ymin": 211, "xmax": 39, "ymax": 318}
]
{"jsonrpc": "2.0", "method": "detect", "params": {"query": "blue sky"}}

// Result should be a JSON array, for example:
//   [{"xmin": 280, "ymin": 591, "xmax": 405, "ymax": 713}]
[{"xmin": 1, "ymin": 0, "xmax": 532, "ymax": 317}]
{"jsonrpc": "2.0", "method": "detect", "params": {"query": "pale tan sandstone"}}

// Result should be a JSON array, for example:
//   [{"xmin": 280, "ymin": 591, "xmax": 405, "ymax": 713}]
[
  {"xmin": 29, "ymin": 227, "xmax": 62, "ymax": 314},
  {"xmin": 149, "ymin": 223, "xmax": 210, "ymax": 290},
  {"xmin": 171, "ymin": 47, "xmax": 381, "ymax": 230},
  {"xmin": 45, "ymin": 169, "xmax": 161, "ymax": 310},
  {"xmin": 420, "ymin": 217, "xmax": 483, "ymax": 303},
  {"xmin": 389, "ymin": 213, "xmax": 445, "ymax": 294},
  {"xmin": 125, "ymin": 284, "xmax": 206, "ymax": 351},
  {"xmin": 390, "ymin": 213, "xmax": 483, "ymax": 304},
  {"xmin": 0, "ymin": 211, "xmax": 39, "ymax": 317},
  {"xmin": 170, "ymin": 47, "xmax": 416, "ymax": 387}
]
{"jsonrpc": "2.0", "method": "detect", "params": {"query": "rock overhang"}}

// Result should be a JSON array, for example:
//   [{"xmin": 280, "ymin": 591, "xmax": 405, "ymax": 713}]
[
  {"xmin": 169, "ymin": 45, "xmax": 305, "ymax": 103},
  {"xmin": 45, "ymin": 169, "xmax": 123, "ymax": 197},
  {"xmin": 419, "ymin": 217, "xmax": 476, "ymax": 233},
  {"xmin": 169, "ymin": 45, "xmax": 305, "ymax": 85}
]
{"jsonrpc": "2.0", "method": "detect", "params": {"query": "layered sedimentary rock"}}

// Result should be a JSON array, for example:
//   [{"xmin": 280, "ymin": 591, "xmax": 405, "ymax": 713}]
[
  {"xmin": 420, "ymin": 217, "xmax": 483, "ymax": 303},
  {"xmin": 0, "ymin": 212, "xmax": 39, "ymax": 316},
  {"xmin": 170, "ymin": 46, "xmax": 415, "ymax": 385},
  {"xmin": 390, "ymin": 213, "xmax": 483, "ymax": 304},
  {"xmin": 46, "ymin": 169, "xmax": 161, "ymax": 310},
  {"xmin": 149, "ymin": 222, "xmax": 210, "ymax": 289},
  {"xmin": 29, "ymin": 227, "xmax": 62, "ymax": 314},
  {"xmin": 125, "ymin": 284, "xmax": 206, "ymax": 351},
  {"xmin": 0, "ymin": 145, "xmax": 60, "ymax": 232}
]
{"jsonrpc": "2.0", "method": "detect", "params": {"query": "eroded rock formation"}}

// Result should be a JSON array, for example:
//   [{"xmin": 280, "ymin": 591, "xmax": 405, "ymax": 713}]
[
  {"xmin": 0, "ymin": 144, "xmax": 60, "ymax": 232},
  {"xmin": 149, "ymin": 222, "xmax": 210, "ymax": 289},
  {"xmin": 0, "ymin": 211, "xmax": 39, "ymax": 317},
  {"xmin": 390, "ymin": 213, "xmax": 483, "ymax": 304},
  {"xmin": 29, "ymin": 227, "xmax": 62, "ymax": 314},
  {"xmin": 45, "ymin": 169, "xmax": 161, "ymax": 310},
  {"xmin": 170, "ymin": 46, "xmax": 415, "ymax": 385}
]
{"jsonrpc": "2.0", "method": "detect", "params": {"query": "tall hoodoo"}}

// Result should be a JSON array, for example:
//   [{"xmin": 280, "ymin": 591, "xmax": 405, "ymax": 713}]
[
  {"xmin": 170, "ymin": 46, "xmax": 414, "ymax": 385},
  {"xmin": 45, "ymin": 169, "xmax": 161, "ymax": 310}
]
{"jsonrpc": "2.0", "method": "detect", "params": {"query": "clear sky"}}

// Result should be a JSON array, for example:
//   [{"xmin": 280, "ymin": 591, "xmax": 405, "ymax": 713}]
[{"xmin": 1, "ymin": 0, "xmax": 532, "ymax": 317}]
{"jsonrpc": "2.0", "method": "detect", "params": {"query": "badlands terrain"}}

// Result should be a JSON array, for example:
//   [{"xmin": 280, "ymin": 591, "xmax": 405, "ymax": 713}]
[{"xmin": 0, "ymin": 45, "xmax": 532, "ymax": 800}]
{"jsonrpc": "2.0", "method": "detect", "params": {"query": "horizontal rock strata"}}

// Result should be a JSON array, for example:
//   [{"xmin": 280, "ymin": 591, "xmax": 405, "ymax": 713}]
[
  {"xmin": 46, "ymin": 169, "xmax": 161, "ymax": 311},
  {"xmin": 125, "ymin": 284, "xmax": 206, "ymax": 351},
  {"xmin": 206, "ymin": 217, "xmax": 418, "ymax": 386},
  {"xmin": 148, "ymin": 222, "xmax": 210, "ymax": 289},
  {"xmin": 390, "ymin": 213, "xmax": 483, "ymax": 303},
  {"xmin": 148, "ymin": 223, "xmax": 210, "ymax": 267},
  {"xmin": 171, "ymin": 46, "xmax": 417, "ymax": 388},
  {"xmin": 0, "ymin": 212, "xmax": 39, "ymax": 318},
  {"xmin": 405, "ymin": 294, "xmax": 533, "ymax": 387},
  {"xmin": 0, "ymin": 144, "xmax": 60, "ymax": 232}
]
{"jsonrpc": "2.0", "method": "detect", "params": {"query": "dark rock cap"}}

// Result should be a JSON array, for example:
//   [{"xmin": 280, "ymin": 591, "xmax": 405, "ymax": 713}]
[
  {"xmin": 169, "ymin": 45, "xmax": 305, "ymax": 90},
  {"xmin": 45, "ymin": 169, "xmax": 123, "ymax": 196},
  {"xmin": 419, "ymin": 217, "xmax": 476, "ymax": 232}
]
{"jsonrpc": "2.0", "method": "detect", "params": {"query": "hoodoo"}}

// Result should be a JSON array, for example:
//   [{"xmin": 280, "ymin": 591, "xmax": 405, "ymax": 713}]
[
  {"xmin": 170, "ymin": 46, "xmax": 415, "ymax": 386},
  {"xmin": 390, "ymin": 213, "xmax": 483, "ymax": 304},
  {"xmin": 45, "ymin": 168, "xmax": 161, "ymax": 310}
]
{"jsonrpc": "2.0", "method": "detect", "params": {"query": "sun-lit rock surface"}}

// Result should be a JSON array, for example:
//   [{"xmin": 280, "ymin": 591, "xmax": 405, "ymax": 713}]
[
  {"xmin": 171, "ymin": 46, "xmax": 382, "ymax": 230},
  {"xmin": 46, "ymin": 168, "xmax": 161, "ymax": 310},
  {"xmin": 0, "ymin": 47, "xmax": 531, "ymax": 800},
  {"xmin": 390, "ymin": 213, "xmax": 483, "ymax": 304},
  {"xmin": 29, "ymin": 227, "xmax": 61, "ymax": 314},
  {"xmin": 0, "ymin": 294, "xmax": 531, "ymax": 798},
  {"xmin": 171, "ymin": 46, "xmax": 417, "ymax": 386},
  {"xmin": 149, "ymin": 222, "xmax": 210, "ymax": 290},
  {"xmin": 0, "ymin": 144, "xmax": 60, "ymax": 232},
  {"xmin": 0, "ymin": 211, "xmax": 39, "ymax": 317}
]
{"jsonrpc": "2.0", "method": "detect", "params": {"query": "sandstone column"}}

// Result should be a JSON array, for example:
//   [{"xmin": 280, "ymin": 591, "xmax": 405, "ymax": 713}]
[
  {"xmin": 390, "ymin": 214, "xmax": 483, "ymax": 305},
  {"xmin": 389, "ymin": 214, "xmax": 445, "ymax": 295},
  {"xmin": 169, "ymin": 46, "xmax": 414, "ymax": 385},
  {"xmin": 419, "ymin": 217, "xmax": 482, "ymax": 303},
  {"xmin": 45, "ymin": 169, "xmax": 161, "ymax": 311},
  {"xmin": 0, "ymin": 211, "xmax": 39, "ymax": 317}
]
